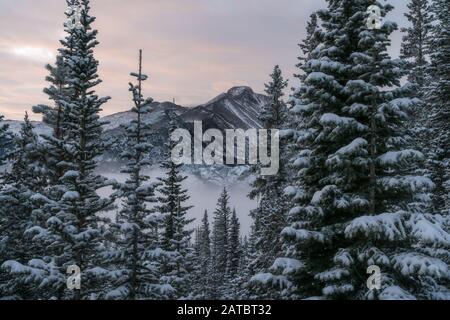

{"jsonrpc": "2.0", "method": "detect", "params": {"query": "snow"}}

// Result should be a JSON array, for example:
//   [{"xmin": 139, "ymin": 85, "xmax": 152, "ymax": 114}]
[
  {"xmin": 316, "ymin": 268, "xmax": 350, "ymax": 282},
  {"xmin": 311, "ymin": 185, "xmax": 337, "ymax": 205},
  {"xmin": 309, "ymin": 58, "xmax": 346, "ymax": 73},
  {"xmin": 333, "ymin": 250, "xmax": 354, "ymax": 267},
  {"xmin": 379, "ymin": 286, "xmax": 416, "ymax": 300},
  {"xmin": 392, "ymin": 253, "xmax": 449, "ymax": 278},
  {"xmin": 158, "ymin": 284, "xmax": 176, "ymax": 295},
  {"xmin": 250, "ymin": 273, "xmax": 273, "ymax": 284},
  {"xmin": 24, "ymin": 226, "xmax": 49, "ymax": 239},
  {"xmin": 106, "ymin": 286, "xmax": 128, "ymax": 300},
  {"xmin": 334, "ymin": 138, "xmax": 368, "ymax": 156},
  {"xmin": 377, "ymin": 149, "xmax": 424, "ymax": 165},
  {"xmin": 62, "ymin": 191, "xmax": 80, "ymax": 201},
  {"xmin": 345, "ymin": 211, "xmax": 406, "ymax": 241},
  {"xmin": 46, "ymin": 217, "xmax": 62, "ymax": 226},
  {"xmin": 320, "ymin": 113, "xmax": 367, "ymax": 131},
  {"xmin": 2, "ymin": 261, "xmax": 29, "ymax": 274},
  {"xmin": 388, "ymin": 98, "xmax": 416, "ymax": 111},
  {"xmin": 227, "ymin": 86, "xmax": 253, "ymax": 97},
  {"xmin": 62, "ymin": 170, "xmax": 80, "ymax": 179},
  {"xmin": 283, "ymin": 186, "xmax": 297, "ymax": 197},
  {"xmin": 378, "ymin": 176, "xmax": 434, "ymax": 192},
  {"xmin": 305, "ymin": 72, "xmax": 332, "ymax": 83},
  {"xmin": 409, "ymin": 214, "xmax": 450, "ymax": 245},
  {"xmin": 249, "ymin": 273, "xmax": 290, "ymax": 289},
  {"xmin": 1, "ymin": 120, "xmax": 52, "ymax": 138},
  {"xmin": 322, "ymin": 284, "xmax": 354, "ymax": 296},
  {"xmin": 281, "ymin": 227, "xmax": 328, "ymax": 243},
  {"xmin": 271, "ymin": 258, "xmax": 304, "ymax": 274}
]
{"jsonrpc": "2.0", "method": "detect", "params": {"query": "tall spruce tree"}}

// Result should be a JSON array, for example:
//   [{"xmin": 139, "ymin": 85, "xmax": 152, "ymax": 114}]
[
  {"xmin": 105, "ymin": 50, "xmax": 166, "ymax": 300},
  {"xmin": 33, "ymin": 54, "xmax": 72, "ymax": 183},
  {"xmin": 3, "ymin": 0, "xmax": 114, "ymax": 300},
  {"xmin": 156, "ymin": 116, "xmax": 195, "ymax": 299},
  {"xmin": 296, "ymin": 13, "xmax": 322, "ymax": 79},
  {"xmin": 248, "ymin": 66, "xmax": 290, "ymax": 298},
  {"xmin": 401, "ymin": 0, "xmax": 433, "ymax": 87},
  {"xmin": 193, "ymin": 210, "xmax": 213, "ymax": 299},
  {"xmin": 34, "ymin": 54, "xmax": 70, "ymax": 139},
  {"xmin": 0, "ymin": 114, "xmax": 46, "ymax": 299},
  {"xmin": 228, "ymin": 209, "xmax": 241, "ymax": 278},
  {"xmin": 264, "ymin": 1, "xmax": 449, "ymax": 300},
  {"xmin": 211, "ymin": 188, "xmax": 232, "ymax": 298},
  {"xmin": 400, "ymin": 0, "xmax": 435, "ymax": 213},
  {"xmin": 426, "ymin": 0, "xmax": 450, "ymax": 214},
  {"xmin": 0, "ymin": 115, "xmax": 13, "ymax": 171}
]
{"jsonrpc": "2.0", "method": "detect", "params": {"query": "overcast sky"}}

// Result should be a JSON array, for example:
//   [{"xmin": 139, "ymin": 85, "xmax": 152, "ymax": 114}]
[{"xmin": 0, "ymin": 0, "xmax": 408, "ymax": 120}]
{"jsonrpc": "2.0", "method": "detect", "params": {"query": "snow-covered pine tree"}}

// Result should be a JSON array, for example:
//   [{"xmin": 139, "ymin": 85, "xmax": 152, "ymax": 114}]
[
  {"xmin": 296, "ymin": 12, "xmax": 322, "ymax": 80},
  {"xmin": 226, "ymin": 208, "xmax": 243, "ymax": 298},
  {"xmin": 34, "ymin": 54, "xmax": 70, "ymax": 139},
  {"xmin": 104, "ymin": 50, "xmax": 167, "ymax": 300},
  {"xmin": 2, "ymin": 0, "xmax": 114, "ymax": 300},
  {"xmin": 227, "ymin": 209, "xmax": 241, "ymax": 278},
  {"xmin": 259, "ymin": 65, "xmax": 289, "ymax": 128},
  {"xmin": 0, "ymin": 114, "xmax": 13, "ymax": 171},
  {"xmin": 7, "ymin": 113, "xmax": 47, "ymax": 189},
  {"xmin": 290, "ymin": 12, "xmax": 322, "ymax": 130},
  {"xmin": 193, "ymin": 210, "xmax": 213, "ymax": 299},
  {"xmin": 156, "ymin": 116, "xmax": 195, "ymax": 299},
  {"xmin": 266, "ymin": 0, "xmax": 449, "ymax": 300},
  {"xmin": 211, "ymin": 188, "xmax": 232, "ymax": 299},
  {"xmin": 400, "ymin": 0, "xmax": 435, "ymax": 214},
  {"xmin": 401, "ymin": 0, "xmax": 433, "ymax": 87},
  {"xmin": 32, "ymin": 54, "xmax": 71, "ymax": 183},
  {"xmin": 0, "ymin": 113, "xmax": 46, "ymax": 299},
  {"xmin": 247, "ymin": 66, "xmax": 290, "ymax": 298},
  {"xmin": 426, "ymin": 0, "xmax": 450, "ymax": 213}
]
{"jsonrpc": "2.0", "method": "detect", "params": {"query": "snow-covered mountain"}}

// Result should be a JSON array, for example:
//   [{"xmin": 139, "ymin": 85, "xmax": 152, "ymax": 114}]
[
  {"xmin": 1, "ymin": 86, "xmax": 267, "ymax": 169},
  {"xmin": 2, "ymin": 120, "xmax": 52, "ymax": 138},
  {"xmin": 181, "ymin": 86, "xmax": 266, "ymax": 130},
  {"xmin": 102, "ymin": 101, "xmax": 186, "ymax": 132}
]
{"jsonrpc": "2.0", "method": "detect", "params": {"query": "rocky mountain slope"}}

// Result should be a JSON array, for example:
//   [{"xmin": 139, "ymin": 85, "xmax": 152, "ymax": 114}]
[{"xmin": 2, "ymin": 86, "xmax": 267, "ymax": 169}]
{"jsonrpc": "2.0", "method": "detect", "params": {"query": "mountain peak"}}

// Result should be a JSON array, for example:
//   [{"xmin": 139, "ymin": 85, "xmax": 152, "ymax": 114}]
[{"xmin": 227, "ymin": 86, "xmax": 254, "ymax": 97}]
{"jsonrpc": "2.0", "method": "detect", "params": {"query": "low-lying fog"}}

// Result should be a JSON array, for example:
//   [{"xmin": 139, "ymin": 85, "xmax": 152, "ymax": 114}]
[{"xmin": 99, "ymin": 166, "xmax": 257, "ymax": 235}]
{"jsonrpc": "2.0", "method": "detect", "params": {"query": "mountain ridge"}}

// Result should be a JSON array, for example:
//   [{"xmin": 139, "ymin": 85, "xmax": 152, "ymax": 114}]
[{"xmin": 3, "ymin": 86, "xmax": 267, "ymax": 134}]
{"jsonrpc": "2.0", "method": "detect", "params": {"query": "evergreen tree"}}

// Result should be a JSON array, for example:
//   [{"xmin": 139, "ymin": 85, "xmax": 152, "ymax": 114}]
[
  {"xmin": 0, "ymin": 115, "xmax": 13, "ymax": 171},
  {"xmin": 266, "ymin": 1, "xmax": 449, "ymax": 300},
  {"xmin": 156, "ymin": 116, "xmax": 195, "ymax": 299},
  {"xmin": 259, "ymin": 65, "xmax": 289, "ymax": 128},
  {"xmin": 8, "ymin": 113, "xmax": 47, "ymax": 188},
  {"xmin": 34, "ymin": 54, "xmax": 70, "ymax": 139},
  {"xmin": 105, "ymin": 50, "xmax": 166, "ymax": 300},
  {"xmin": 400, "ymin": 0, "xmax": 435, "ymax": 214},
  {"xmin": 401, "ymin": 0, "xmax": 433, "ymax": 87},
  {"xmin": 193, "ymin": 211, "xmax": 213, "ymax": 299},
  {"xmin": 426, "ymin": 0, "xmax": 450, "ymax": 213},
  {"xmin": 297, "ymin": 13, "xmax": 322, "ymax": 78},
  {"xmin": 211, "ymin": 188, "xmax": 232, "ymax": 299},
  {"xmin": 33, "ymin": 53, "xmax": 72, "ymax": 183},
  {"xmin": 247, "ymin": 66, "xmax": 290, "ymax": 298},
  {"xmin": 0, "ymin": 114, "xmax": 46, "ymax": 299},
  {"xmin": 227, "ymin": 209, "xmax": 241, "ymax": 278},
  {"xmin": 3, "ymin": 0, "xmax": 114, "ymax": 300}
]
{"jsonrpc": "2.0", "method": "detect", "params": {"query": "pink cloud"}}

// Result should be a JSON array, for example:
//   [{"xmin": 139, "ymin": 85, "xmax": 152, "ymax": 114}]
[{"xmin": 0, "ymin": 0, "xmax": 407, "ymax": 120}]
